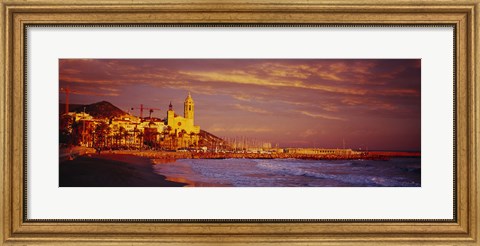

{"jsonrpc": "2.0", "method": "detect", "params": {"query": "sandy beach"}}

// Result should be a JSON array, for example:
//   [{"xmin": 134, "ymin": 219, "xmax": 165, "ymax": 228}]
[
  {"xmin": 59, "ymin": 150, "xmax": 421, "ymax": 187},
  {"xmin": 59, "ymin": 153, "xmax": 186, "ymax": 187}
]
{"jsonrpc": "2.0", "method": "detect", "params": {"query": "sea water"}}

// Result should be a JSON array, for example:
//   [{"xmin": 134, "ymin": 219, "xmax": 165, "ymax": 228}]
[{"xmin": 152, "ymin": 158, "xmax": 421, "ymax": 187}]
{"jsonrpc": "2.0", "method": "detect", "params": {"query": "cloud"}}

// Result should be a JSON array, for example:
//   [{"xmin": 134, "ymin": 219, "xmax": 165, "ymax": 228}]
[
  {"xmin": 314, "ymin": 71, "xmax": 343, "ymax": 81},
  {"xmin": 329, "ymin": 63, "xmax": 348, "ymax": 73},
  {"xmin": 179, "ymin": 70, "xmax": 292, "ymax": 88},
  {"xmin": 301, "ymin": 129, "xmax": 318, "ymax": 137},
  {"xmin": 232, "ymin": 94, "xmax": 253, "ymax": 102},
  {"xmin": 180, "ymin": 70, "xmax": 366, "ymax": 95},
  {"xmin": 69, "ymin": 89, "xmax": 120, "ymax": 97},
  {"xmin": 60, "ymin": 83, "xmax": 121, "ymax": 97},
  {"xmin": 297, "ymin": 111, "xmax": 346, "ymax": 121},
  {"xmin": 255, "ymin": 63, "xmax": 312, "ymax": 79},
  {"xmin": 233, "ymin": 104, "xmax": 269, "ymax": 114},
  {"xmin": 277, "ymin": 100, "xmax": 340, "ymax": 113},
  {"xmin": 376, "ymin": 89, "xmax": 420, "ymax": 96},
  {"xmin": 340, "ymin": 97, "xmax": 400, "ymax": 112},
  {"xmin": 99, "ymin": 87, "xmax": 120, "ymax": 92},
  {"xmin": 341, "ymin": 98, "xmax": 364, "ymax": 106},
  {"xmin": 208, "ymin": 126, "xmax": 274, "ymax": 133}
]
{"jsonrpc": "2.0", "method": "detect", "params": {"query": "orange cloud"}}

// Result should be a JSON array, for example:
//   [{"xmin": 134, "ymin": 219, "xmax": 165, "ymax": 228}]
[
  {"xmin": 233, "ymin": 104, "xmax": 269, "ymax": 114},
  {"xmin": 209, "ymin": 125, "xmax": 274, "ymax": 133},
  {"xmin": 180, "ymin": 70, "xmax": 366, "ymax": 95},
  {"xmin": 297, "ymin": 111, "xmax": 346, "ymax": 121}
]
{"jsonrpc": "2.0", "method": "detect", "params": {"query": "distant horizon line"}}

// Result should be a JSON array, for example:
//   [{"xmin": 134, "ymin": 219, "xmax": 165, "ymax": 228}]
[{"xmin": 59, "ymin": 102, "xmax": 421, "ymax": 153}]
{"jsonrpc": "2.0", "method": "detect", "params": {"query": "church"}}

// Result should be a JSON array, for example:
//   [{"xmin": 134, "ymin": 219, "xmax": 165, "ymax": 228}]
[{"xmin": 165, "ymin": 92, "xmax": 201, "ymax": 147}]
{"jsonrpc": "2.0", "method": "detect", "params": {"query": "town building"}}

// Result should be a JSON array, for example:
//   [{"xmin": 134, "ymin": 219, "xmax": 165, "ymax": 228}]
[
  {"xmin": 166, "ymin": 93, "xmax": 200, "ymax": 135},
  {"xmin": 166, "ymin": 92, "xmax": 201, "ymax": 147},
  {"xmin": 62, "ymin": 92, "xmax": 201, "ymax": 150}
]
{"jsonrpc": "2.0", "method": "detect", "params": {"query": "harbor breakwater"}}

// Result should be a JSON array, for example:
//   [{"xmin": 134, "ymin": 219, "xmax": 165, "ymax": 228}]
[{"xmin": 108, "ymin": 150, "xmax": 420, "ymax": 162}]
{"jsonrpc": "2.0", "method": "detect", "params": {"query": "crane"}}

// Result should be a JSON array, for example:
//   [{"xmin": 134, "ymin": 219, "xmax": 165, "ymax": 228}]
[
  {"xmin": 131, "ymin": 104, "xmax": 161, "ymax": 119},
  {"xmin": 60, "ymin": 86, "xmax": 78, "ymax": 114}
]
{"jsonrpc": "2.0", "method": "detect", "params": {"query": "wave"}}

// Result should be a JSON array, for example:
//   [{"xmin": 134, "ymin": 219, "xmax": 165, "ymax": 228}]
[
  {"xmin": 254, "ymin": 159, "xmax": 418, "ymax": 187},
  {"xmin": 158, "ymin": 158, "xmax": 420, "ymax": 187}
]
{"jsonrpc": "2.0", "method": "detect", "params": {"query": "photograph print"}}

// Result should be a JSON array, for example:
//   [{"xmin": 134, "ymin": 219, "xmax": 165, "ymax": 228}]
[{"xmin": 59, "ymin": 59, "xmax": 421, "ymax": 187}]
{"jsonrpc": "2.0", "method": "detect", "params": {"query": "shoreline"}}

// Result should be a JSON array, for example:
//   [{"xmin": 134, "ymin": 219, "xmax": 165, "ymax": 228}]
[
  {"xmin": 59, "ymin": 152, "xmax": 420, "ymax": 187},
  {"xmin": 151, "ymin": 158, "xmax": 231, "ymax": 187},
  {"xmin": 152, "ymin": 155, "xmax": 420, "ymax": 187},
  {"xmin": 150, "ymin": 158, "xmax": 197, "ymax": 187}
]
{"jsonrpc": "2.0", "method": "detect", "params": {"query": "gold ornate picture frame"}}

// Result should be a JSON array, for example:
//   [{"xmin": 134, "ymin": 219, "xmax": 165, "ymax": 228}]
[{"xmin": 1, "ymin": 0, "xmax": 478, "ymax": 245}]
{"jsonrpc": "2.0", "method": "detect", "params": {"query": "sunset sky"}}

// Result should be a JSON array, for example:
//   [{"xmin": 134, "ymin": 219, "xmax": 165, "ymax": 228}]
[{"xmin": 59, "ymin": 59, "xmax": 421, "ymax": 151}]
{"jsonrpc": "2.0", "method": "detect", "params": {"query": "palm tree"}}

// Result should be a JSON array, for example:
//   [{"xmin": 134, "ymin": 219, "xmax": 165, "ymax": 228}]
[
  {"xmin": 149, "ymin": 131, "xmax": 160, "ymax": 150},
  {"xmin": 105, "ymin": 125, "xmax": 112, "ymax": 148},
  {"xmin": 114, "ymin": 133, "xmax": 122, "ymax": 147},
  {"xmin": 119, "ymin": 126, "xmax": 129, "ymax": 147},
  {"xmin": 189, "ymin": 132, "xmax": 196, "ymax": 147},
  {"xmin": 133, "ymin": 127, "xmax": 140, "ymax": 149},
  {"xmin": 170, "ymin": 132, "xmax": 176, "ymax": 150},
  {"xmin": 179, "ymin": 129, "xmax": 187, "ymax": 148},
  {"xmin": 137, "ymin": 131, "xmax": 144, "ymax": 149},
  {"xmin": 163, "ymin": 126, "xmax": 175, "ymax": 150},
  {"xmin": 119, "ymin": 127, "xmax": 125, "ymax": 146},
  {"xmin": 123, "ymin": 131, "xmax": 130, "ymax": 147},
  {"xmin": 85, "ymin": 123, "xmax": 95, "ymax": 147},
  {"xmin": 59, "ymin": 114, "xmax": 74, "ymax": 145},
  {"xmin": 161, "ymin": 128, "xmax": 169, "ymax": 141},
  {"xmin": 95, "ymin": 122, "xmax": 110, "ymax": 148}
]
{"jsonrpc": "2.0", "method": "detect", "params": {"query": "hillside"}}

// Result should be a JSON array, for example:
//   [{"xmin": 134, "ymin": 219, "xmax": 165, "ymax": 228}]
[
  {"xmin": 59, "ymin": 103, "xmax": 83, "ymax": 114},
  {"xmin": 60, "ymin": 101, "xmax": 126, "ymax": 119},
  {"xmin": 198, "ymin": 129, "xmax": 227, "ymax": 149},
  {"xmin": 61, "ymin": 101, "xmax": 226, "ymax": 145}
]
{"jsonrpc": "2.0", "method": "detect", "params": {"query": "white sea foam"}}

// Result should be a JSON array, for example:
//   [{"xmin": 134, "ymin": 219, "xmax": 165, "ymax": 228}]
[{"xmin": 152, "ymin": 158, "xmax": 421, "ymax": 187}]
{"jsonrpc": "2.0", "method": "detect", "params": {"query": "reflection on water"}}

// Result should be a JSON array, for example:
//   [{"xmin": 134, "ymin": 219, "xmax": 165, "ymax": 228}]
[{"xmin": 152, "ymin": 158, "xmax": 421, "ymax": 187}]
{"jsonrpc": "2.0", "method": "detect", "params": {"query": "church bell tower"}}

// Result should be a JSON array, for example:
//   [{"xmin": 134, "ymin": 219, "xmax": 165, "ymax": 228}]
[{"xmin": 184, "ymin": 92, "xmax": 194, "ymax": 121}]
